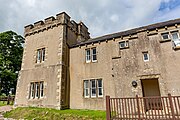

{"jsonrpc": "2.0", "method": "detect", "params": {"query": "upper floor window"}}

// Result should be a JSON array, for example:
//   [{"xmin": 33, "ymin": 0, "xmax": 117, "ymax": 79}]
[
  {"xmin": 119, "ymin": 41, "xmax": 129, "ymax": 49},
  {"xmin": 36, "ymin": 48, "xmax": 45, "ymax": 63},
  {"xmin": 161, "ymin": 33, "xmax": 170, "ymax": 40},
  {"xmin": 83, "ymin": 79, "xmax": 103, "ymax": 98},
  {"xmin": 171, "ymin": 31, "xmax": 180, "ymax": 48},
  {"xmin": 85, "ymin": 47, "xmax": 97, "ymax": 63},
  {"xmin": 143, "ymin": 52, "xmax": 149, "ymax": 62},
  {"xmin": 29, "ymin": 81, "xmax": 44, "ymax": 99}
]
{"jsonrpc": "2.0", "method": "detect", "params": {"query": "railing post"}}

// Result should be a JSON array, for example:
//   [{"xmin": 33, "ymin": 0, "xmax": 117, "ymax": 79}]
[
  {"xmin": 106, "ymin": 96, "xmax": 111, "ymax": 120},
  {"xmin": 7, "ymin": 95, "xmax": 10, "ymax": 105},
  {"xmin": 168, "ymin": 94, "xmax": 175, "ymax": 120},
  {"xmin": 136, "ymin": 95, "xmax": 141, "ymax": 120}
]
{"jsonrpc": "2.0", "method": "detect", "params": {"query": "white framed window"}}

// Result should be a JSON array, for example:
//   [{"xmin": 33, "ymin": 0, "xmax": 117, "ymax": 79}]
[
  {"xmin": 161, "ymin": 33, "xmax": 170, "ymax": 40},
  {"xmin": 83, "ymin": 79, "xmax": 103, "ymax": 98},
  {"xmin": 97, "ymin": 79, "xmax": 103, "ymax": 97},
  {"xmin": 171, "ymin": 31, "xmax": 180, "ymax": 47},
  {"xmin": 29, "ymin": 81, "xmax": 44, "ymax": 99},
  {"xmin": 143, "ymin": 52, "xmax": 149, "ymax": 62},
  {"xmin": 90, "ymin": 80, "xmax": 96, "ymax": 98},
  {"xmin": 40, "ymin": 82, "xmax": 44, "ymax": 98},
  {"xmin": 85, "ymin": 48, "xmax": 91, "ymax": 63},
  {"xmin": 119, "ymin": 41, "xmax": 129, "ymax": 49},
  {"xmin": 85, "ymin": 47, "xmax": 97, "ymax": 63},
  {"xmin": 84, "ymin": 80, "xmax": 89, "ymax": 98},
  {"xmin": 92, "ymin": 48, "xmax": 97, "ymax": 62},
  {"xmin": 36, "ymin": 48, "xmax": 46, "ymax": 63}
]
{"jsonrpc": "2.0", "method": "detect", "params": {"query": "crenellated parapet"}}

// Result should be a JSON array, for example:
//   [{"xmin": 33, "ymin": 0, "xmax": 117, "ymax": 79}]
[{"xmin": 24, "ymin": 12, "xmax": 90, "ymax": 41}]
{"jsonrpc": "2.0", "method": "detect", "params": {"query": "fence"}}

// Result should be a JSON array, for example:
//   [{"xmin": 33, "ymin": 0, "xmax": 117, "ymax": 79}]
[
  {"xmin": 106, "ymin": 94, "xmax": 180, "ymax": 120},
  {"xmin": 0, "ymin": 96, "xmax": 15, "ymax": 105}
]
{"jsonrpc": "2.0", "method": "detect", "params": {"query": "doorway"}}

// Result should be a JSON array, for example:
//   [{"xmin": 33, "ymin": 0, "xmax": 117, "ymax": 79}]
[{"xmin": 141, "ymin": 79, "xmax": 162, "ymax": 110}]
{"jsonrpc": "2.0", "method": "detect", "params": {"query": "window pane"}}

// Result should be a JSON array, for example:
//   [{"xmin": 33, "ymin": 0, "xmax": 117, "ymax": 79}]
[
  {"xmin": 35, "ymin": 83, "xmax": 39, "ymax": 98},
  {"xmin": 92, "ymin": 89, "xmax": 96, "ymax": 95},
  {"xmin": 92, "ymin": 48, "xmax": 96, "ymax": 54},
  {"xmin": 98, "ymin": 88, "xmax": 102, "ymax": 96},
  {"xmin": 120, "ymin": 42, "xmax": 125, "ymax": 48},
  {"xmin": 84, "ymin": 80, "xmax": 89, "ymax": 88},
  {"xmin": 37, "ymin": 49, "xmax": 41, "ymax": 62},
  {"xmin": 40, "ymin": 82, "xmax": 44, "ymax": 97},
  {"xmin": 86, "ymin": 49, "xmax": 91, "ymax": 62},
  {"xmin": 143, "ymin": 53, "xmax": 149, "ymax": 61},
  {"xmin": 84, "ymin": 80, "xmax": 89, "ymax": 97},
  {"xmin": 42, "ymin": 48, "xmax": 45, "ymax": 61},
  {"xmin": 172, "ymin": 32, "xmax": 179, "ymax": 40},
  {"xmin": 30, "ymin": 83, "xmax": 35, "ymax": 98},
  {"xmin": 162, "ymin": 33, "xmax": 169, "ymax": 40},
  {"xmin": 91, "ymin": 80, "xmax": 96, "ymax": 87},
  {"xmin": 98, "ymin": 80, "xmax": 102, "ymax": 87},
  {"xmin": 91, "ymin": 80, "xmax": 96, "ymax": 97},
  {"xmin": 92, "ymin": 48, "xmax": 97, "ymax": 61}
]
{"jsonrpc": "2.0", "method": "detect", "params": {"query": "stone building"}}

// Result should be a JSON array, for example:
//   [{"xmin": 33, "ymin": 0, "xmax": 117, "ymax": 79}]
[{"xmin": 15, "ymin": 12, "xmax": 180, "ymax": 110}]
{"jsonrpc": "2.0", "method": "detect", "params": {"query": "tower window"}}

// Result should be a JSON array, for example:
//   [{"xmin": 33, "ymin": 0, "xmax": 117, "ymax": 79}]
[{"xmin": 143, "ymin": 52, "xmax": 149, "ymax": 62}]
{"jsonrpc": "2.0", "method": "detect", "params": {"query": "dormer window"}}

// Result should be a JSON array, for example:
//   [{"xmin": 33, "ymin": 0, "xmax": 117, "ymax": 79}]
[{"xmin": 119, "ymin": 41, "xmax": 129, "ymax": 49}]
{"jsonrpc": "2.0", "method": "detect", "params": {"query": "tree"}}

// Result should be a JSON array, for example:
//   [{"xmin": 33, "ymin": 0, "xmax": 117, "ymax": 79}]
[{"xmin": 0, "ymin": 31, "xmax": 24, "ymax": 95}]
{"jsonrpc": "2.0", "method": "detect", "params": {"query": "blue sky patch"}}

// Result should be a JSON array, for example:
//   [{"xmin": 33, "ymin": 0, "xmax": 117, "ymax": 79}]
[{"xmin": 159, "ymin": 0, "xmax": 180, "ymax": 11}]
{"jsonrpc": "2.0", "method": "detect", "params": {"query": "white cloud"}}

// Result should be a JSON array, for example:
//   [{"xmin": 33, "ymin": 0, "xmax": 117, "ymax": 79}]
[{"xmin": 0, "ymin": 0, "xmax": 180, "ymax": 37}]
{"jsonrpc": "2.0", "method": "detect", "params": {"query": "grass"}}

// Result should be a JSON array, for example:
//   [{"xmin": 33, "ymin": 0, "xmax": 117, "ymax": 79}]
[
  {"xmin": 0, "ymin": 101, "xmax": 7, "ymax": 106},
  {"xmin": 4, "ymin": 107, "xmax": 106, "ymax": 120}
]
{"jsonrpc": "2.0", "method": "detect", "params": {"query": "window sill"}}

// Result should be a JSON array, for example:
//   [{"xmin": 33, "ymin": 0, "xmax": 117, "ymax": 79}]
[
  {"xmin": 173, "ymin": 46, "xmax": 180, "ymax": 50},
  {"xmin": 92, "ymin": 60, "xmax": 97, "ymax": 63},
  {"xmin": 83, "ymin": 97, "xmax": 104, "ymax": 99},
  {"xmin": 159, "ymin": 39, "xmax": 171, "ymax": 43},
  {"xmin": 120, "ymin": 46, "xmax": 129, "ymax": 50}
]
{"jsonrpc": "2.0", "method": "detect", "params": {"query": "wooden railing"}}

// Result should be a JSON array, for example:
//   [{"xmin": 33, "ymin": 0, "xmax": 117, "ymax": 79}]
[
  {"xmin": 0, "ymin": 96, "xmax": 15, "ymax": 105},
  {"xmin": 106, "ymin": 94, "xmax": 180, "ymax": 120}
]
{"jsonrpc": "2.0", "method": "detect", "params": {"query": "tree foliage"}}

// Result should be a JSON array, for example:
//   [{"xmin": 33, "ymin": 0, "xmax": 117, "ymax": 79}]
[{"xmin": 0, "ymin": 31, "xmax": 24, "ymax": 95}]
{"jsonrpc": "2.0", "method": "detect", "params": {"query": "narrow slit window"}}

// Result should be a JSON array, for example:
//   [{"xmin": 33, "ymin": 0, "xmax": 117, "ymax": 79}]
[{"xmin": 143, "ymin": 52, "xmax": 149, "ymax": 62}]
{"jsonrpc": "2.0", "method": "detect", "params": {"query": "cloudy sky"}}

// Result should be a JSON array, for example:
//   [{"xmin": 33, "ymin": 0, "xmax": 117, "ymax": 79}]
[{"xmin": 1, "ymin": 0, "xmax": 180, "ymax": 37}]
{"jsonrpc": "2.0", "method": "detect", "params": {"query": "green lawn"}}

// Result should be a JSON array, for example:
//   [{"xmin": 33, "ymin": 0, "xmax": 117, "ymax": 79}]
[
  {"xmin": 4, "ymin": 107, "xmax": 106, "ymax": 120},
  {"xmin": 0, "ymin": 101, "xmax": 7, "ymax": 106}
]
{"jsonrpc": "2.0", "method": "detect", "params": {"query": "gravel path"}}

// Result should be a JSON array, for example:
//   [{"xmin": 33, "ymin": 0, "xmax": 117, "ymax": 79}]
[{"xmin": 0, "ymin": 105, "xmax": 13, "ymax": 120}]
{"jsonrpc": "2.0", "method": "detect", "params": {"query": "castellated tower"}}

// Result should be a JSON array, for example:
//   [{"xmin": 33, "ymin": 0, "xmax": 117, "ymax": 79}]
[{"xmin": 14, "ymin": 12, "xmax": 90, "ymax": 109}]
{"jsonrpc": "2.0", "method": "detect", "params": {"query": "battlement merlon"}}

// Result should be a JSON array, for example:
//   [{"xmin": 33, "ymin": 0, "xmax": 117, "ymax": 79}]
[{"xmin": 24, "ymin": 12, "xmax": 90, "ymax": 40}]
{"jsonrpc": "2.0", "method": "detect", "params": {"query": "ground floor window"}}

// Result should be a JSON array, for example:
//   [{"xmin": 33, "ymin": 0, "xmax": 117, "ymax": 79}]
[
  {"xmin": 83, "ymin": 79, "xmax": 103, "ymax": 98},
  {"xmin": 29, "ymin": 81, "xmax": 44, "ymax": 99}
]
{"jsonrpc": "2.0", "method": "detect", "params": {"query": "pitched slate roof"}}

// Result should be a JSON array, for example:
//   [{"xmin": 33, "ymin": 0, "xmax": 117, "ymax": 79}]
[{"xmin": 70, "ymin": 18, "xmax": 180, "ymax": 48}]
